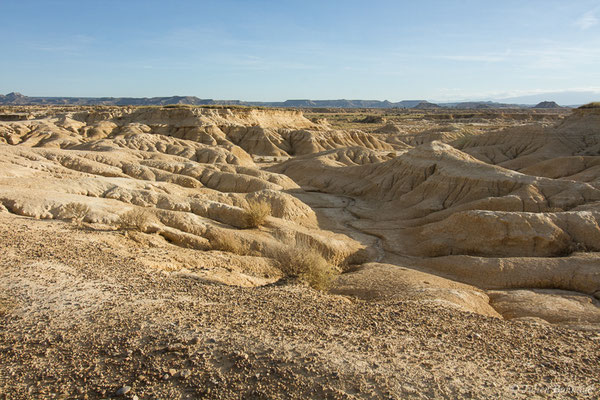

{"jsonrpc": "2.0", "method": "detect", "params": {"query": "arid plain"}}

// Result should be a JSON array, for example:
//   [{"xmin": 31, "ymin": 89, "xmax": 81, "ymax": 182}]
[{"xmin": 1, "ymin": 104, "xmax": 599, "ymax": 399}]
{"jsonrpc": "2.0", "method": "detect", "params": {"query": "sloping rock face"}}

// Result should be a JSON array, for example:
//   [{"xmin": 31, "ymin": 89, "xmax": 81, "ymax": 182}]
[
  {"xmin": 488, "ymin": 289, "xmax": 600, "ymax": 329},
  {"xmin": 331, "ymin": 263, "xmax": 501, "ymax": 318}
]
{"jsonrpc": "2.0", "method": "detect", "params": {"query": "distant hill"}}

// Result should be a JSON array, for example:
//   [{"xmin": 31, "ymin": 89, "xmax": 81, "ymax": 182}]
[
  {"xmin": 412, "ymin": 101, "xmax": 441, "ymax": 110},
  {"xmin": 498, "ymin": 91, "xmax": 600, "ymax": 106},
  {"xmin": 0, "ymin": 93, "xmax": 423, "ymax": 108},
  {"xmin": 0, "ymin": 92, "xmax": 216, "ymax": 106},
  {"xmin": 439, "ymin": 101, "xmax": 526, "ymax": 109},
  {"xmin": 532, "ymin": 101, "xmax": 562, "ymax": 109},
  {"xmin": 281, "ymin": 99, "xmax": 403, "ymax": 108},
  {"xmin": 0, "ymin": 92, "xmax": 545, "ymax": 109}
]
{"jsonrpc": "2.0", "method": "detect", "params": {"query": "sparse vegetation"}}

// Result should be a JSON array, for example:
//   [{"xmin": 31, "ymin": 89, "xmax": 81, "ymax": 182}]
[
  {"xmin": 162, "ymin": 104, "xmax": 194, "ymax": 109},
  {"xmin": 243, "ymin": 199, "xmax": 271, "ymax": 228},
  {"xmin": 279, "ymin": 231, "xmax": 351, "ymax": 268},
  {"xmin": 271, "ymin": 243, "xmax": 338, "ymax": 291},
  {"xmin": 60, "ymin": 202, "xmax": 91, "ymax": 225},
  {"xmin": 355, "ymin": 115, "xmax": 386, "ymax": 124},
  {"xmin": 578, "ymin": 102, "xmax": 600, "ymax": 109},
  {"xmin": 208, "ymin": 231, "xmax": 251, "ymax": 255},
  {"xmin": 117, "ymin": 208, "xmax": 153, "ymax": 232}
]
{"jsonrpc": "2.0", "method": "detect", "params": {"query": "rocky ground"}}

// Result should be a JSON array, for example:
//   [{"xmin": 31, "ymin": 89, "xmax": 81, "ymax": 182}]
[{"xmin": 1, "ymin": 215, "xmax": 599, "ymax": 399}]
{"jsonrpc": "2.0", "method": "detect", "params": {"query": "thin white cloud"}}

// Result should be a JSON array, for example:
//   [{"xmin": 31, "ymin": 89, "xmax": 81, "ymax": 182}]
[
  {"xmin": 432, "ymin": 49, "xmax": 513, "ymax": 63},
  {"xmin": 430, "ymin": 44, "xmax": 600, "ymax": 71},
  {"xmin": 29, "ymin": 34, "xmax": 94, "ymax": 54},
  {"xmin": 575, "ymin": 10, "xmax": 598, "ymax": 30},
  {"xmin": 431, "ymin": 87, "xmax": 600, "ymax": 102},
  {"xmin": 436, "ymin": 54, "xmax": 506, "ymax": 63}
]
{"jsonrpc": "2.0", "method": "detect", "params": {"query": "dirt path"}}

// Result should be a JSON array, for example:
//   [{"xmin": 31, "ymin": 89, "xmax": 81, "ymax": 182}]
[{"xmin": 289, "ymin": 191, "xmax": 386, "ymax": 263}]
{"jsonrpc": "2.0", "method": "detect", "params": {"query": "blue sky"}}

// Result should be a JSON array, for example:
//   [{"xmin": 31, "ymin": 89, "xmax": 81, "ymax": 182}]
[{"xmin": 1, "ymin": 0, "xmax": 600, "ymax": 102}]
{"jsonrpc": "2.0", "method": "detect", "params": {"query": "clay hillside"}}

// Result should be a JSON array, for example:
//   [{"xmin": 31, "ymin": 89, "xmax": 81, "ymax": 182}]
[{"xmin": 0, "ymin": 104, "xmax": 599, "ymax": 399}]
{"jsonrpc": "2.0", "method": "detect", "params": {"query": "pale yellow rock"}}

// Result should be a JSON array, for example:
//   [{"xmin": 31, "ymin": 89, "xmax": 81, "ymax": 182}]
[
  {"xmin": 488, "ymin": 289, "xmax": 600, "ymax": 329},
  {"xmin": 332, "ymin": 263, "xmax": 501, "ymax": 318}
]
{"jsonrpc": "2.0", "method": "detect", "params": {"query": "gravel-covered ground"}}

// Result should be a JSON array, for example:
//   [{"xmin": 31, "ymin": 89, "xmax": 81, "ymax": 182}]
[{"xmin": 1, "ymin": 214, "xmax": 599, "ymax": 399}]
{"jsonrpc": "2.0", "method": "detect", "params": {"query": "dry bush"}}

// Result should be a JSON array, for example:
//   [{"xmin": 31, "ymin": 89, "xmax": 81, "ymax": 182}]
[
  {"xmin": 568, "ymin": 242, "xmax": 589, "ymax": 254},
  {"xmin": 287, "ymin": 231, "xmax": 350, "ymax": 268},
  {"xmin": 271, "ymin": 244, "xmax": 338, "ymax": 291},
  {"xmin": 117, "ymin": 208, "xmax": 153, "ymax": 232},
  {"xmin": 243, "ymin": 199, "xmax": 271, "ymax": 228},
  {"xmin": 60, "ymin": 202, "xmax": 91, "ymax": 225},
  {"xmin": 209, "ymin": 231, "xmax": 251, "ymax": 255}
]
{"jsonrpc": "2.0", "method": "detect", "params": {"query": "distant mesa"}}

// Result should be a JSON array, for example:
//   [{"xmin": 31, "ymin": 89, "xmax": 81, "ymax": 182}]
[
  {"xmin": 0, "ymin": 92, "xmax": 570, "ymax": 110},
  {"xmin": 412, "ymin": 101, "xmax": 441, "ymax": 110},
  {"xmin": 1, "ymin": 92, "xmax": 28, "ymax": 104},
  {"xmin": 442, "ymin": 101, "xmax": 528, "ymax": 109},
  {"xmin": 282, "ymin": 99, "xmax": 318, "ymax": 107},
  {"xmin": 532, "ymin": 101, "xmax": 562, "ymax": 109}
]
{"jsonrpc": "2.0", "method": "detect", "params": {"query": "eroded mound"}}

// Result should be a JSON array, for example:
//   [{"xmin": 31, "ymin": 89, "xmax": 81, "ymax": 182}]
[{"xmin": 0, "ymin": 106, "xmax": 393, "ymax": 158}]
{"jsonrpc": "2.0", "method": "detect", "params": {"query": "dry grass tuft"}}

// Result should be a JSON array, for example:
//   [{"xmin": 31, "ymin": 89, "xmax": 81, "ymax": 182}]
[
  {"xmin": 117, "ymin": 208, "xmax": 154, "ymax": 232},
  {"xmin": 282, "ymin": 231, "xmax": 351, "ymax": 269},
  {"xmin": 243, "ymin": 199, "xmax": 271, "ymax": 228},
  {"xmin": 60, "ymin": 202, "xmax": 91, "ymax": 225},
  {"xmin": 271, "ymin": 244, "xmax": 338, "ymax": 291},
  {"xmin": 208, "ymin": 231, "xmax": 251, "ymax": 255}
]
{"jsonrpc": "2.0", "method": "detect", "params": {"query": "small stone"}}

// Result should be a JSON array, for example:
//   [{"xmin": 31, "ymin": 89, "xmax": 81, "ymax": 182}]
[
  {"xmin": 179, "ymin": 369, "xmax": 192, "ymax": 379},
  {"xmin": 115, "ymin": 385, "xmax": 131, "ymax": 396},
  {"xmin": 162, "ymin": 373, "xmax": 170, "ymax": 380},
  {"xmin": 132, "ymin": 396, "xmax": 139, "ymax": 400},
  {"xmin": 168, "ymin": 368, "xmax": 177, "ymax": 376}
]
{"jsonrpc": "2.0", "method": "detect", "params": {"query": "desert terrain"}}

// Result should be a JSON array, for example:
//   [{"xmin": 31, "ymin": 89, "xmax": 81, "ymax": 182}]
[{"xmin": 1, "ymin": 104, "xmax": 599, "ymax": 399}]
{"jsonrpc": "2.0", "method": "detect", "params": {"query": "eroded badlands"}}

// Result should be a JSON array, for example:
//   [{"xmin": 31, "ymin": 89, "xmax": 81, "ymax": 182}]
[{"xmin": 0, "ymin": 105, "xmax": 599, "ymax": 398}]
